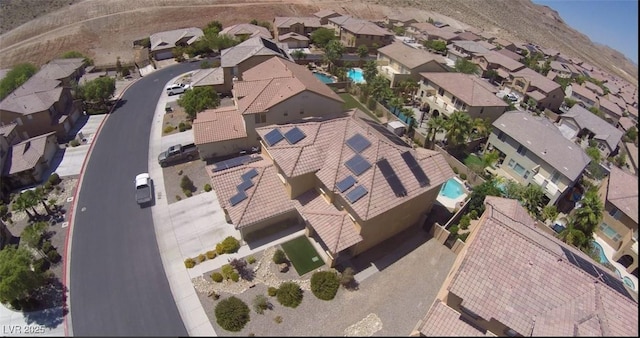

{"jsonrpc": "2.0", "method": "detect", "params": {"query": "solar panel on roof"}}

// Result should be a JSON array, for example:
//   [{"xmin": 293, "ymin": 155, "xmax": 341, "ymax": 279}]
[
  {"xmin": 284, "ymin": 127, "xmax": 306, "ymax": 145},
  {"xmin": 336, "ymin": 176, "xmax": 356, "ymax": 193},
  {"xmin": 346, "ymin": 133, "xmax": 372, "ymax": 153},
  {"xmin": 237, "ymin": 179, "xmax": 254, "ymax": 191},
  {"xmin": 377, "ymin": 158, "xmax": 407, "ymax": 197},
  {"xmin": 401, "ymin": 151, "xmax": 429, "ymax": 187},
  {"xmin": 212, "ymin": 155, "xmax": 262, "ymax": 172},
  {"xmin": 344, "ymin": 154, "xmax": 372, "ymax": 176},
  {"xmin": 241, "ymin": 168, "xmax": 259, "ymax": 181},
  {"xmin": 345, "ymin": 185, "xmax": 368, "ymax": 204},
  {"xmin": 264, "ymin": 128, "xmax": 284, "ymax": 146},
  {"xmin": 229, "ymin": 191, "xmax": 247, "ymax": 206}
]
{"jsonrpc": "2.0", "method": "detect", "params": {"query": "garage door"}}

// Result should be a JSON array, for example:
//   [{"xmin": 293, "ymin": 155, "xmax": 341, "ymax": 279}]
[{"xmin": 155, "ymin": 51, "xmax": 174, "ymax": 60}]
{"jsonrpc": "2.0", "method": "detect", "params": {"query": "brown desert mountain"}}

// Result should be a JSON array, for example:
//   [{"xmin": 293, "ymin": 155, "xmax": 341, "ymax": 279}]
[{"xmin": 0, "ymin": 0, "xmax": 637, "ymax": 85}]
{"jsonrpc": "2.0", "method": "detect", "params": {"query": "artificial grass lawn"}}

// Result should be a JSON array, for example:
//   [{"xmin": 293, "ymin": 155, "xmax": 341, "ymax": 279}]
[
  {"xmin": 339, "ymin": 93, "xmax": 379, "ymax": 122},
  {"xmin": 463, "ymin": 153, "xmax": 484, "ymax": 167},
  {"xmin": 280, "ymin": 236, "xmax": 325, "ymax": 276}
]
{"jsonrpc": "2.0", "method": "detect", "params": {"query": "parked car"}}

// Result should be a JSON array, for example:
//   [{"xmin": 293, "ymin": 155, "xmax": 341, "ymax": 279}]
[
  {"xmin": 135, "ymin": 173, "xmax": 153, "ymax": 206},
  {"xmin": 506, "ymin": 93, "xmax": 519, "ymax": 102},
  {"xmin": 165, "ymin": 83, "xmax": 190, "ymax": 96},
  {"xmin": 158, "ymin": 143, "xmax": 199, "ymax": 167}
]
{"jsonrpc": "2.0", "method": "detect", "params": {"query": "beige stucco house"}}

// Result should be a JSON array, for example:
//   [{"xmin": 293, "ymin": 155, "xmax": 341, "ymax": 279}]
[
  {"xmin": 149, "ymin": 27, "xmax": 204, "ymax": 60},
  {"xmin": 329, "ymin": 16, "xmax": 393, "ymax": 51},
  {"xmin": 208, "ymin": 111, "xmax": 454, "ymax": 267},
  {"xmin": 273, "ymin": 17, "xmax": 322, "ymax": 41},
  {"xmin": 505, "ymin": 67, "xmax": 565, "ymax": 112},
  {"xmin": 2, "ymin": 132, "xmax": 58, "ymax": 189},
  {"xmin": 277, "ymin": 32, "xmax": 310, "ymax": 49},
  {"xmin": 376, "ymin": 42, "xmax": 449, "ymax": 87},
  {"xmin": 471, "ymin": 50, "xmax": 525, "ymax": 84},
  {"xmin": 418, "ymin": 72, "xmax": 508, "ymax": 123},
  {"xmin": 556, "ymin": 105, "xmax": 622, "ymax": 159},
  {"xmin": 193, "ymin": 56, "xmax": 344, "ymax": 159},
  {"xmin": 313, "ymin": 9, "xmax": 342, "ymax": 25},
  {"xmin": 406, "ymin": 22, "xmax": 459, "ymax": 43},
  {"xmin": 567, "ymin": 84, "xmax": 599, "ymax": 108},
  {"xmin": 219, "ymin": 23, "xmax": 272, "ymax": 40}
]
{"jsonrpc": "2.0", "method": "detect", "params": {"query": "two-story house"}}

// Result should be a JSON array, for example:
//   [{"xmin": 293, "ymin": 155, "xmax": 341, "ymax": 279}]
[
  {"xmin": 328, "ymin": 16, "xmax": 394, "ymax": 51},
  {"xmin": 556, "ymin": 105, "xmax": 623, "ymax": 159},
  {"xmin": 376, "ymin": 42, "xmax": 448, "ymax": 87},
  {"xmin": 208, "ymin": 111, "xmax": 454, "ymax": 267},
  {"xmin": 193, "ymin": 56, "xmax": 344, "ymax": 159},
  {"xmin": 313, "ymin": 9, "xmax": 342, "ymax": 25},
  {"xmin": 446, "ymin": 40, "xmax": 491, "ymax": 63},
  {"xmin": 567, "ymin": 84, "xmax": 598, "ymax": 109},
  {"xmin": 418, "ymin": 72, "xmax": 508, "ymax": 122},
  {"xmin": 149, "ymin": 27, "xmax": 204, "ymax": 60},
  {"xmin": 273, "ymin": 17, "xmax": 322, "ymax": 41},
  {"xmin": 383, "ymin": 14, "xmax": 418, "ymax": 28},
  {"xmin": 505, "ymin": 67, "xmax": 565, "ymax": 112},
  {"xmin": 413, "ymin": 196, "xmax": 638, "ymax": 337},
  {"xmin": 36, "ymin": 58, "xmax": 87, "ymax": 87},
  {"xmin": 486, "ymin": 112, "xmax": 591, "ymax": 206},
  {"xmin": 471, "ymin": 51, "xmax": 525, "ymax": 84},
  {"xmin": 219, "ymin": 23, "xmax": 272, "ymax": 40},
  {"xmin": 549, "ymin": 60, "xmax": 580, "ymax": 79},
  {"xmin": 2, "ymin": 131, "xmax": 58, "ymax": 189},
  {"xmin": 597, "ymin": 95, "xmax": 624, "ymax": 125},
  {"xmin": 406, "ymin": 22, "xmax": 459, "ymax": 43},
  {"xmin": 597, "ymin": 166, "xmax": 638, "ymax": 277}
]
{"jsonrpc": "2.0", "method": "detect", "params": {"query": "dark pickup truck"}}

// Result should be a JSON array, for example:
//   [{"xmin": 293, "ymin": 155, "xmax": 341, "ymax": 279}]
[{"xmin": 158, "ymin": 143, "xmax": 199, "ymax": 167}]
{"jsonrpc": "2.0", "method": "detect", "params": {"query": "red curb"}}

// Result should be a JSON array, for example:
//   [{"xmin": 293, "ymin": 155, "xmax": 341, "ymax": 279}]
[{"xmin": 62, "ymin": 79, "xmax": 137, "ymax": 337}]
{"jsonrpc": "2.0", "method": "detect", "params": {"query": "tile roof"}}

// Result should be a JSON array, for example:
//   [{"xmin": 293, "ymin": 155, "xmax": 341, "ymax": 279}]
[
  {"xmin": 208, "ymin": 158, "xmax": 296, "ymax": 229},
  {"xmin": 527, "ymin": 90, "xmax": 546, "ymax": 101},
  {"xmin": 193, "ymin": 106, "xmax": 247, "ymax": 144},
  {"xmin": 492, "ymin": 112, "xmax": 590, "ymax": 181},
  {"xmin": 584, "ymin": 81, "xmax": 604, "ymax": 95},
  {"xmin": 36, "ymin": 58, "xmax": 85, "ymax": 81},
  {"xmin": 476, "ymin": 40, "xmax": 497, "ymax": 51},
  {"xmin": 617, "ymin": 116, "xmax": 635, "ymax": 131},
  {"xmin": 570, "ymin": 84, "xmax": 599, "ymax": 103},
  {"xmin": 149, "ymin": 27, "xmax": 203, "ymax": 51},
  {"xmin": 451, "ymin": 40, "xmax": 491, "ymax": 55},
  {"xmin": 328, "ymin": 15, "xmax": 357, "ymax": 26},
  {"xmin": 313, "ymin": 9, "xmax": 339, "ymax": 18},
  {"xmin": 408, "ymin": 22, "xmax": 458, "ymax": 41},
  {"xmin": 606, "ymin": 93, "xmax": 627, "ymax": 110},
  {"xmin": 597, "ymin": 96, "xmax": 623, "ymax": 117},
  {"xmin": 3, "ymin": 132, "xmax": 56, "ymax": 175},
  {"xmin": 220, "ymin": 23, "xmax": 272, "ymax": 39},
  {"xmin": 420, "ymin": 72, "xmax": 508, "ymax": 108},
  {"xmin": 549, "ymin": 60, "xmax": 578, "ymax": 75},
  {"xmin": 341, "ymin": 20, "xmax": 393, "ymax": 36},
  {"xmin": 278, "ymin": 32, "xmax": 310, "ymax": 41},
  {"xmin": 456, "ymin": 31, "xmax": 482, "ymax": 41},
  {"xmin": 377, "ymin": 42, "xmax": 447, "ymax": 70},
  {"xmin": 511, "ymin": 67, "xmax": 561, "ymax": 94},
  {"xmin": 293, "ymin": 190, "xmax": 363, "ymax": 253},
  {"xmin": 273, "ymin": 17, "xmax": 321, "ymax": 29},
  {"xmin": 0, "ymin": 123, "xmax": 17, "ymax": 137},
  {"xmin": 439, "ymin": 196, "xmax": 639, "ymax": 337},
  {"xmin": 256, "ymin": 112, "xmax": 454, "ymax": 221},
  {"xmin": 418, "ymin": 300, "xmax": 491, "ymax": 336},
  {"xmin": 625, "ymin": 105, "xmax": 637, "ymax": 118},
  {"xmin": 0, "ymin": 76, "xmax": 63, "ymax": 115},
  {"xmin": 475, "ymin": 51, "xmax": 525, "ymax": 71},
  {"xmin": 190, "ymin": 67, "xmax": 224, "ymax": 87},
  {"xmin": 606, "ymin": 166, "xmax": 638, "ymax": 224},
  {"xmin": 561, "ymin": 105, "xmax": 623, "ymax": 151},
  {"xmin": 220, "ymin": 36, "xmax": 292, "ymax": 68}
]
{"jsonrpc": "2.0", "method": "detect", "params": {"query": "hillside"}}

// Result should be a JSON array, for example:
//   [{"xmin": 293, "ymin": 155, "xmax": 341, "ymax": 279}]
[{"xmin": 0, "ymin": 0, "xmax": 637, "ymax": 84}]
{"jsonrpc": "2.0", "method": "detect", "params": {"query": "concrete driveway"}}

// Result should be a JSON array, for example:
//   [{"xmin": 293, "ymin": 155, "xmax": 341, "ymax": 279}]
[{"xmin": 48, "ymin": 115, "xmax": 107, "ymax": 178}]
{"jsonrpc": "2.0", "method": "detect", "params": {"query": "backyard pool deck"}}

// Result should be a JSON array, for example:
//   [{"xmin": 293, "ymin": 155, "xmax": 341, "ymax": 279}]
[{"xmin": 436, "ymin": 177, "xmax": 468, "ymax": 211}]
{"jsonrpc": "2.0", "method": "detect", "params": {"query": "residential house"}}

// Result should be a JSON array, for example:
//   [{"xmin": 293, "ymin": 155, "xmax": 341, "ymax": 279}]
[
  {"xmin": 471, "ymin": 50, "xmax": 525, "ymax": 84},
  {"xmin": 383, "ymin": 14, "xmax": 418, "ymax": 28},
  {"xmin": 495, "ymin": 48, "xmax": 522, "ymax": 62},
  {"xmin": 412, "ymin": 196, "xmax": 638, "ymax": 337},
  {"xmin": 0, "ymin": 76, "xmax": 81, "ymax": 140},
  {"xmin": 486, "ymin": 112, "xmax": 591, "ymax": 206},
  {"xmin": 376, "ymin": 42, "xmax": 449, "ymax": 87},
  {"xmin": 491, "ymin": 37, "xmax": 517, "ymax": 52},
  {"xmin": 0, "ymin": 123, "xmax": 20, "ymax": 199},
  {"xmin": 219, "ymin": 36, "xmax": 293, "ymax": 93},
  {"xmin": 332, "ymin": 16, "xmax": 394, "ymax": 51},
  {"xmin": 446, "ymin": 40, "xmax": 490, "ymax": 63},
  {"xmin": 567, "ymin": 84, "xmax": 598, "ymax": 108},
  {"xmin": 557, "ymin": 105, "xmax": 623, "ymax": 159},
  {"xmin": 2, "ymin": 132, "xmax": 58, "ymax": 189},
  {"xmin": 505, "ymin": 67, "xmax": 564, "ymax": 112},
  {"xmin": 313, "ymin": 9, "xmax": 341, "ymax": 25},
  {"xmin": 193, "ymin": 56, "xmax": 343, "ymax": 159},
  {"xmin": 604, "ymin": 82, "xmax": 621, "ymax": 95},
  {"xmin": 549, "ymin": 60, "xmax": 580, "ymax": 79},
  {"xmin": 149, "ymin": 27, "xmax": 204, "ymax": 60},
  {"xmin": 277, "ymin": 32, "xmax": 310, "ymax": 49},
  {"xmin": 597, "ymin": 96, "xmax": 624, "ymax": 125},
  {"xmin": 208, "ymin": 111, "xmax": 454, "ymax": 266},
  {"xmin": 189, "ymin": 67, "xmax": 226, "ymax": 94},
  {"xmin": 219, "ymin": 23, "xmax": 272, "ymax": 40},
  {"xmin": 597, "ymin": 166, "xmax": 638, "ymax": 277},
  {"xmin": 406, "ymin": 22, "xmax": 459, "ymax": 43},
  {"xmin": 626, "ymin": 105, "xmax": 638, "ymax": 122},
  {"xmin": 538, "ymin": 46, "xmax": 560, "ymax": 60},
  {"xmin": 36, "ymin": 58, "xmax": 87, "ymax": 86},
  {"xmin": 584, "ymin": 81, "xmax": 605, "ymax": 96},
  {"xmin": 452, "ymin": 31, "xmax": 482, "ymax": 42},
  {"xmin": 273, "ymin": 17, "xmax": 321, "ymax": 41},
  {"xmin": 418, "ymin": 72, "xmax": 508, "ymax": 122}
]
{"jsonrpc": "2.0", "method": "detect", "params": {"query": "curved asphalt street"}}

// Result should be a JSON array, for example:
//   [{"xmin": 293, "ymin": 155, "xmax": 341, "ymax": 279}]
[{"xmin": 69, "ymin": 62, "xmax": 203, "ymax": 336}]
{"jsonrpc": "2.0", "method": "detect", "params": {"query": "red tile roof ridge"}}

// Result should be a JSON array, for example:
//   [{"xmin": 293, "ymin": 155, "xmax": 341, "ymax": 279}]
[{"xmin": 328, "ymin": 118, "xmax": 352, "ymax": 190}]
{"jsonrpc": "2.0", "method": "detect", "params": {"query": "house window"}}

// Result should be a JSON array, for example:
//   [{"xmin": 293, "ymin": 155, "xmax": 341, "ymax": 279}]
[
  {"xmin": 513, "ymin": 163, "xmax": 526, "ymax": 176},
  {"xmin": 498, "ymin": 131, "xmax": 506, "ymax": 142},
  {"xmin": 437, "ymin": 87, "xmax": 444, "ymax": 96},
  {"xmin": 508, "ymin": 159, "xmax": 515, "ymax": 168},
  {"xmin": 599, "ymin": 222, "xmax": 622, "ymax": 241},
  {"xmin": 524, "ymin": 171, "xmax": 531, "ymax": 179},
  {"xmin": 254, "ymin": 113, "xmax": 266, "ymax": 124},
  {"xmin": 15, "ymin": 117, "xmax": 23, "ymax": 126},
  {"xmin": 609, "ymin": 208, "xmax": 622, "ymax": 220},
  {"xmin": 517, "ymin": 145, "xmax": 527, "ymax": 156},
  {"xmin": 597, "ymin": 142, "xmax": 606, "ymax": 151}
]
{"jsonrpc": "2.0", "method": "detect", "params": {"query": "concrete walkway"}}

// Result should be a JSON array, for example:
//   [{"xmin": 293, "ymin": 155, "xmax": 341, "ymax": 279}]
[{"xmin": 49, "ymin": 115, "xmax": 107, "ymax": 178}]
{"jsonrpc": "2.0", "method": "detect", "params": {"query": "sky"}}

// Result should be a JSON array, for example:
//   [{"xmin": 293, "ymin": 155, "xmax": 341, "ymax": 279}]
[{"xmin": 532, "ymin": 0, "xmax": 639, "ymax": 64}]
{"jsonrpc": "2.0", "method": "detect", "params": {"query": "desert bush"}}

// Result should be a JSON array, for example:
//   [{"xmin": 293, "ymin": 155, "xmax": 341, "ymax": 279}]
[
  {"xmin": 184, "ymin": 190, "xmax": 193, "ymax": 197},
  {"xmin": 229, "ymin": 258, "xmax": 253, "ymax": 280},
  {"xmin": 177, "ymin": 169, "xmax": 183, "ymax": 175},
  {"xmin": 206, "ymin": 250, "xmax": 217, "ymax": 259},
  {"xmin": 197, "ymin": 254, "xmax": 206, "ymax": 263},
  {"xmin": 184, "ymin": 258, "xmax": 196, "ymax": 269},
  {"xmin": 33, "ymin": 258, "xmax": 50, "ymax": 273},
  {"xmin": 267, "ymin": 287, "xmax": 278, "ymax": 297},
  {"xmin": 41, "ymin": 240, "xmax": 54, "ymax": 254},
  {"xmin": 460, "ymin": 173, "xmax": 467, "ymax": 180},
  {"xmin": 272, "ymin": 249, "xmax": 287, "ymax": 264},
  {"xmin": 215, "ymin": 296, "xmax": 250, "ymax": 332},
  {"xmin": 274, "ymin": 315, "xmax": 283, "ymax": 324},
  {"xmin": 211, "ymin": 272, "xmax": 224, "ymax": 283},
  {"xmin": 452, "ymin": 167, "xmax": 459, "ymax": 174},
  {"xmin": 310, "ymin": 270, "xmax": 340, "ymax": 300},
  {"xmin": 252, "ymin": 295, "xmax": 270, "ymax": 314},
  {"xmin": 459, "ymin": 215, "xmax": 471, "ymax": 230},
  {"xmin": 48, "ymin": 173, "xmax": 61, "ymax": 186},
  {"xmin": 180, "ymin": 175, "xmax": 195, "ymax": 192},
  {"xmin": 247, "ymin": 255, "xmax": 256, "ymax": 264},
  {"xmin": 220, "ymin": 236, "xmax": 240, "ymax": 254},
  {"xmin": 47, "ymin": 249, "xmax": 61, "ymax": 264},
  {"xmin": 163, "ymin": 125, "xmax": 175, "ymax": 134},
  {"xmin": 178, "ymin": 122, "xmax": 187, "ymax": 132},
  {"xmin": 276, "ymin": 282, "xmax": 303, "ymax": 308},
  {"xmin": 175, "ymin": 195, "xmax": 182, "ymax": 201},
  {"xmin": 69, "ymin": 139, "xmax": 80, "ymax": 147},
  {"xmin": 204, "ymin": 184, "xmax": 212, "ymax": 192},
  {"xmin": 230, "ymin": 272, "xmax": 240, "ymax": 282},
  {"xmin": 215, "ymin": 243, "xmax": 225, "ymax": 255},
  {"xmin": 340, "ymin": 267, "xmax": 358, "ymax": 290},
  {"xmin": 221, "ymin": 264, "xmax": 235, "ymax": 280}
]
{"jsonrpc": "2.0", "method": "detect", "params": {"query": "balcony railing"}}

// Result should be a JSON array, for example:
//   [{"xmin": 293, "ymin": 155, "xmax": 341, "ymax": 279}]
[
  {"xmin": 533, "ymin": 173, "xmax": 563, "ymax": 196},
  {"xmin": 422, "ymin": 95, "xmax": 455, "ymax": 116}
]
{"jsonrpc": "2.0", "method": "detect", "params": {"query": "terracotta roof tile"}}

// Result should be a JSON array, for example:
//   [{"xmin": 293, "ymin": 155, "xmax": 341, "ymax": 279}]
[
  {"xmin": 607, "ymin": 166, "xmax": 638, "ymax": 223},
  {"xmin": 193, "ymin": 107, "xmax": 247, "ymax": 144},
  {"xmin": 377, "ymin": 42, "xmax": 447, "ymax": 70},
  {"xmin": 273, "ymin": 17, "xmax": 321, "ymax": 29},
  {"xmin": 4, "ymin": 132, "xmax": 56, "ymax": 175},
  {"xmin": 220, "ymin": 24, "xmax": 272, "ymax": 39},
  {"xmin": 475, "ymin": 51, "xmax": 525, "ymax": 71},
  {"xmin": 511, "ymin": 67, "xmax": 561, "ymax": 94},
  {"xmin": 420, "ymin": 72, "xmax": 507, "ymax": 108},
  {"xmin": 418, "ymin": 300, "xmax": 488, "ymax": 336}
]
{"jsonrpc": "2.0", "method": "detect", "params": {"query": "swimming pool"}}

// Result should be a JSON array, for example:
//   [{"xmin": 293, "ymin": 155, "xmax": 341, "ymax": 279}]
[
  {"xmin": 313, "ymin": 72, "xmax": 335, "ymax": 84},
  {"xmin": 439, "ymin": 177, "xmax": 466, "ymax": 199},
  {"xmin": 592, "ymin": 240, "xmax": 637, "ymax": 290},
  {"xmin": 348, "ymin": 68, "xmax": 365, "ymax": 83}
]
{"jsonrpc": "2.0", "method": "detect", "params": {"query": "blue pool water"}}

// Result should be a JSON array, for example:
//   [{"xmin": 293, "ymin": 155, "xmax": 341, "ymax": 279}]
[
  {"xmin": 313, "ymin": 72, "xmax": 335, "ymax": 84},
  {"xmin": 623, "ymin": 276, "xmax": 635, "ymax": 289},
  {"xmin": 348, "ymin": 68, "xmax": 365, "ymax": 83},
  {"xmin": 592, "ymin": 241, "xmax": 636, "ymax": 290},
  {"xmin": 439, "ymin": 178, "xmax": 466, "ymax": 199}
]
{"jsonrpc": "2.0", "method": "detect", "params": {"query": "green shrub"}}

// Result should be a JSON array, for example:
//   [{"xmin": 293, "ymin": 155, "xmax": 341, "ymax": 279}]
[
  {"xmin": 367, "ymin": 97, "xmax": 377, "ymax": 110},
  {"xmin": 276, "ymin": 282, "xmax": 303, "ymax": 308},
  {"xmin": 206, "ymin": 250, "xmax": 217, "ymax": 259},
  {"xmin": 204, "ymin": 184, "xmax": 212, "ymax": 192},
  {"xmin": 221, "ymin": 264, "xmax": 235, "ymax": 279},
  {"xmin": 163, "ymin": 125, "xmax": 175, "ymax": 134},
  {"xmin": 216, "ymin": 243, "xmax": 225, "ymax": 255},
  {"xmin": 458, "ymin": 233, "xmax": 470, "ymax": 242},
  {"xmin": 184, "ymin": 258, "xmax": 196, "ymax": 268},
  {"xmin": 180, "ymin": 175, "xmax": 195, "ymax": 192},
  {"xmin": 215, "ymin": 296, "xmax": 250, "ymax": 332},
  {"xmin": 184, "ymin": 190, "xmax": 193, "ymax": 197},
  {"xmin": 459, "ymin": 215, "xmax": 471, "ymax": 230},
  {"xmin": 41, "ymin": 240, "xmax": 54, "ymax": 254},
  {"xmin": 460, "ymin": 173, "xmax": 467, "ymax": 180},
  {"xmin": 69, "ymin": 139, "xmax": 80, "ymax": 147},
  {"xmin": 220, "ymin": 236, "xmax": 240, "ymax": 254},
  {"xmin": 175, "ymin": 195, "xmax": 182, "ymax": 201},
  {"xmin": 310, "ymin": 270, "xmax": 340, "ymax": 300},
  {"xmin": 469, "ymin": 210, "xmax": 479, "ymax": 220},
  {"xmin": 211, "ymin": 272, "xmax": 224, "ymax": 283},
  {"xmin": 340, "ymin": 267, "xmax": 357, "ymax": 290},
  {"xmin": 33, "ymin": 258, "xmax": 50, "ymax": 273},
  {"xmin": 197, "ymin": 253, "xmax": 206, "ymax": 262},
  {"xmin": 48, "ymin": 173, "xmax": 61, "ymax": 186},
  {"xmin": 273, "ymin": 249, "xmax": 287, "ymax": 264},
  {"xmin": 253, "ymin": 295, "xmax": 270, "ymax": 314},
  {"xmin": 230, "ymin": 272, "xmax": 240, "ymax": 282},
  {"xmin": 267, "ymin": 286, "xmax": 278, "ymax": 297},
  {"xmin": 47, "ymin": 249, "xmax": 61, "ymax": 264},
  {"xmin": 274, "ymin": 315, "xmax": 283, "ymax": 324},
  {"xmin": 43, "ymin": 181, "xmax": 53, "ymax": 192},
  {"xmin": 177, "ymin": 169, "xmax": 183, "ymax": 175},
  {"xmin": 178, "ymin": 122, "xmax": 187, "ymax": 132},
  {"xmin": 247, "ymin": 255, "xmax": 256, "ymax": 264},
  {"xmin": 452, "ymin": 167, "xmax": 459, "ymax": 174}
]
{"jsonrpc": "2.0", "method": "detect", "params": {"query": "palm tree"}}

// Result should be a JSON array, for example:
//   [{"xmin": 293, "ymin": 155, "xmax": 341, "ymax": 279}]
[
  {"xmin": 368, "ymin": 76, "xmax": 392, "ymax": 103},
  {"xmin": 521, "ymin": 184, "xmax": 545, "ymax": 218},
  {"xmin": 472, "ymin": 118, "xmax": 492, "ymax": 139},
  {"xmin": 334, "ymin": 67, "xmax": 347, "ymax": 82},
  {"xmin": 426, "ymin": 115, "xmax": 446, "ymax": 149},
  {"xmin": 323, "ymin": 40, "xmax": 344, "ymax": 74},
  {"xmin": 12, "ymin": 193, "xmax": 38, "ymax": 221},
  {"xmin": 558, "ymin": 220, "xmax": 589, "ymax": 249},
  {"xmin": 398, "ymin": 79, "xmax": 419, "ymax": 102},
  {"xmin": 291, "ymin": 49, "xmax": 306, "ymax": 62},
  {"xmin": 388, "ymin": 96, "xmax": 404, "ymax": 114},
  {"xmin": 356, "ymin": 45, "xmax": 369, "ymax": 67},
  {"xmin": 33, "ymin": 187, "xmax": 52, "ymax": 215},
  {"xmin": 362, "ymin": 60, "xmax": 378, "ymax": 84},
  {"xmin": 444, "ymin": 111, "xmax": 473, "ymax": 148},
  {"xmin": 572, "ymin": 189, "xmax": 603, "ymax": 235}
]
